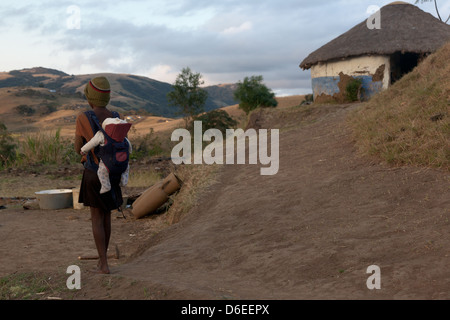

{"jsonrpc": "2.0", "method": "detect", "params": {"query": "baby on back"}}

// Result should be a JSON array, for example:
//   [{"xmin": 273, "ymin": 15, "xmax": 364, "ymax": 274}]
[{"xmin": 81, "ymin": 117, "xmax": 132, "ymax": 194}]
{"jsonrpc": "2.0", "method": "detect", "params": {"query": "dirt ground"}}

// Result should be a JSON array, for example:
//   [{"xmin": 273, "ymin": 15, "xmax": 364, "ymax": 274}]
[{"xmin": 0, "ymin": 102, "xmax": 449, "ymax": 300}]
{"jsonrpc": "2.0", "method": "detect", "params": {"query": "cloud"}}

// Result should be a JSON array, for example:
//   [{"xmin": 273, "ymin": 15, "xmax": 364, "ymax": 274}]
[
  {"xmin": 2, "ymin": 1, "xmax": 366, "ymax": 94},
  {"xmin": 145, "ymin": 64, "xmax": 179, "ymax": 83},
  {"xmin": 4, "ymin": 0, "xmax": 441, "ymax": 95},
  {"xmin": 56, "ymin": 12, "xmax": 315, "ymax": 94},
  {"xmin": 222, "ymin": 21, "xmax": 253, "ymax": 35}
]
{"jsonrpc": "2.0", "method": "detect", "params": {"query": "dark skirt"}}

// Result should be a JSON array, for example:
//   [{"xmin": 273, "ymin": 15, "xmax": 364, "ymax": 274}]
[{"xmin": 79, "ymin": 168, "xmax": 123, "ymax": 212}]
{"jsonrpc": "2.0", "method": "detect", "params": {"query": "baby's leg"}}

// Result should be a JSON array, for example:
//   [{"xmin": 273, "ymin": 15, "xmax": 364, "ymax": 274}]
[
  {"xmin": 120, "ymin": 164, "xmax": 130, "ymax": 187},
  {"xmin": 98, "ymin": 161, "xmax": 111, "ymax": 194}
]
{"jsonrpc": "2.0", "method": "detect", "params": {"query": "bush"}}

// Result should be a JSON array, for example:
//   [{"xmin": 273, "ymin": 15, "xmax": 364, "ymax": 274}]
[
  {"xmin": 0, "ymin": 123, "xmax": 17, "ymax": 168},
  {"xmin": 14, "ymin": 104, "xmax": 35, "ymax": 116},
  {"xmin": 300, "ymin": 94, "xmax": 314, "ymax": 105},
  {"xmin": 188, "ymin": 109, "xmax": 238, "ymax": 136},
  {"xmin": 346, "ymin": 78, "xmax": 363, "ymax": 102},
  {"xmin": 305, "ymin": 94, "xmax": 314, "ymax": 102}
]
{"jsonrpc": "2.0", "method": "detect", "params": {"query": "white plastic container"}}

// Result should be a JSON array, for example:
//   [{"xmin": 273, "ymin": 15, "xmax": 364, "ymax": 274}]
[
  {"xmin": 35, "ymin": 189, "xmax": 74, "ymax": 210},
  {"xmin": 72, "ymin": 188, "xmax": 84, "ymax": 210}
]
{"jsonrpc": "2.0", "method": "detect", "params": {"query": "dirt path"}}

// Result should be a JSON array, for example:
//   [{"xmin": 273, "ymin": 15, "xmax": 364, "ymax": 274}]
[
  {"xmin": 1, "ymin": 103, "xmax": 449, "ymax": 299},
  {"xmin": 115, "ymin": 103, "xmax": 449, "ymax": 299}
]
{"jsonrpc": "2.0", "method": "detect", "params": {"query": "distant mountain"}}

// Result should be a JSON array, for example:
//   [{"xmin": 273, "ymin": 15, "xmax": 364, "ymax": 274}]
[{"xmin": 0, "ymin": 67, "xmax": 238, "ymax": 118}]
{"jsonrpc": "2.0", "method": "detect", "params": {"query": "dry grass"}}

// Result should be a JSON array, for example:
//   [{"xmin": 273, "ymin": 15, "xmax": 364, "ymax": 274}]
[
  {"xmin": 165, "ymin": 163, "xmax": 221, "ymax": 225},
  {"xmin": 13, "ymin": 129, "xmax": 79, "ymax": 167},
  {"xmin": 127, "ymin": 168, "xmax": 162, "ymax": 188},
  {"xmin": 349, "ymin": 43, "xmax": 450, "ymax": 171}
]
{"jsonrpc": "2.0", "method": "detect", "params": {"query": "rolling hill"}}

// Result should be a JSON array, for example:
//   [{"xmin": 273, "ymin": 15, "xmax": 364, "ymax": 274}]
[{"xmin": 0, "ymin": 67, "xmax": 238, "ymax": 119}]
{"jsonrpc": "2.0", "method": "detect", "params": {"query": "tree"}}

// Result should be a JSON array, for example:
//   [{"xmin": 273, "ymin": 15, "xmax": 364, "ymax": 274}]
[
  {"xmin": 233, "ymin": 75, "xmax": 278, "ymax": 115},
  {"xmin": 167, "ymin": 67, "xmax": 208, "ymax": 128},
  {"xmin": 415, "ymin": 0, "xmax": 449, "ymax": 24}
]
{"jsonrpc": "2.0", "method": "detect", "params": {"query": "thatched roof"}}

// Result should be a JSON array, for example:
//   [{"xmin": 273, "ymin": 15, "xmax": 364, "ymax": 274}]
[{"xmin": 300, "ymin": 2, "xmax": 450, "ymax": 70}]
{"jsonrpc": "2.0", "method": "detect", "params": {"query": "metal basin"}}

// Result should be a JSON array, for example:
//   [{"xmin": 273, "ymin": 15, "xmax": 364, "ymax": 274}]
[{"xmin": 35, "ymin": 189, "xmax": 74, "ymax": 210}]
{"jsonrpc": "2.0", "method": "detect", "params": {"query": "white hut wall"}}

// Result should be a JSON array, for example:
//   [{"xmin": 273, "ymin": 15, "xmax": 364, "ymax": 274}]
[{"xmin": 310, "ymin": 55, "xmax": 390, "ymax": 100}]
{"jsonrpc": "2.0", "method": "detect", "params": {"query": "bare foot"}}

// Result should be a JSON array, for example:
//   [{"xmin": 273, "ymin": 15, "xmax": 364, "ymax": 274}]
[
  {"xmin": 89, "ymin": 266, "xmax": 110, "ymax": 274},
  {"xmin": 91, "ymin": 259, "xmax": 110, "ymax": 274}
]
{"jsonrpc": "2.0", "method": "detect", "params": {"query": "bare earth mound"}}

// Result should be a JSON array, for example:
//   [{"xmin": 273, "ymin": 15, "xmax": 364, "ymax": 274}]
[{"xmin": 1, "ymin": 102, "xmax": 448, "ymax": 300}]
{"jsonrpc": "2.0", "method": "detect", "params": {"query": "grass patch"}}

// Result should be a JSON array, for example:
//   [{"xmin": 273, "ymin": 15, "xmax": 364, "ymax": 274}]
[
  {"xmin": 3, "ymin": 129, "xmax": 80, "ymax": 170},
  {"xmin": 0, "ymin": 272, "xmax": 66, "ymax": 300},
  {"xmin": 127, "ymin": 167, "xmax": 162, "ymax": 188},
  {"xmin": 130, "ymin": 128, "xmax": 172, "ymax": 161},
  {"xmin": 349, "ymin": 43, "xmax": 450, "ymax": 171}
]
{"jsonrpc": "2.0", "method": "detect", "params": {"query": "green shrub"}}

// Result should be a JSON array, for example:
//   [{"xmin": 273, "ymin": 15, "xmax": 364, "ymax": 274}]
[
  {"xmin": 346, "ymin": 78, "xmax": 363, "ymax": 102},
  {"xmin": 0, "ymin": 123, "xmax": 17, "ymax": 168},
  {"xmin": 14, "ymin": 104, "xmax": 35, "ymax": 116},
  {"xmin": 300, "ymin": 94, "xmax": 314, "ymax": 105},
  {"xmin": 188, "ymin": 109, "xmax": 238, "ymax": 136},
  {"xmin": 305, "ymin": 94, "xmax": 314, "ymax": 102}
]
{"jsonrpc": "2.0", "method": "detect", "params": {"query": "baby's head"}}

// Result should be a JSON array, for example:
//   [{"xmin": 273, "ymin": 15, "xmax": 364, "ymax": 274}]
[
  {"xmin": 102, "ymin": 117, "xmax": 132, "ymax": 142},
  {"xmin": 102, "ymin": 117, "xmax": 125, "ymax": 130}
]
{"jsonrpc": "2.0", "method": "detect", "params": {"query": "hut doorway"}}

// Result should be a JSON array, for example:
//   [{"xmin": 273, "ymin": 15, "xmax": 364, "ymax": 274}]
[{"xmin": 389, "ymin": 52, "xmax": 420, "ymax": 84}]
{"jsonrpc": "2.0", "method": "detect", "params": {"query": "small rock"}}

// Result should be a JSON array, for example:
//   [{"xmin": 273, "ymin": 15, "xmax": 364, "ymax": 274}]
[
  {"xmin": 23, "ymin": 199, "xmax": 40, "ymax": 210},
  {"xmin": 430, "ymin": 113, "xmax": 445, "ymax": 122}
]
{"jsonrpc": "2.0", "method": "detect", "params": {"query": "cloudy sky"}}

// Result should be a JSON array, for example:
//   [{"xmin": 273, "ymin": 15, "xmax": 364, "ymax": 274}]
[{"xmin": 0, "ymin": 0, "xmax": 447, "ymax": 96}]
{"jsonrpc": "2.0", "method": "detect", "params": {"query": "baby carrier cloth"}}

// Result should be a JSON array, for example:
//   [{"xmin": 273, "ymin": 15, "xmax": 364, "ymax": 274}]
[
  {"xmin": 84, "ymin": 110, "xmax": 131, "ymax": 176},
  {"xmin": 84, "ymin": 111, "xmax": 131, "ymax": 215}
]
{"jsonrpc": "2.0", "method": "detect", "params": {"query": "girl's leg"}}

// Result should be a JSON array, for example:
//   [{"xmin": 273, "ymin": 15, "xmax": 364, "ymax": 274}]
[{"xmin": 90, "ymin": 206, "xmax": 111, "ymax": 274}]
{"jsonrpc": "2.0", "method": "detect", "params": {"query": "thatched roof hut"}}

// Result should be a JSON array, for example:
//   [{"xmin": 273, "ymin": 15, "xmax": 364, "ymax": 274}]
[{"xmin": 300, "ymin": 2, "xmax": 450, "ymax": 102}]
